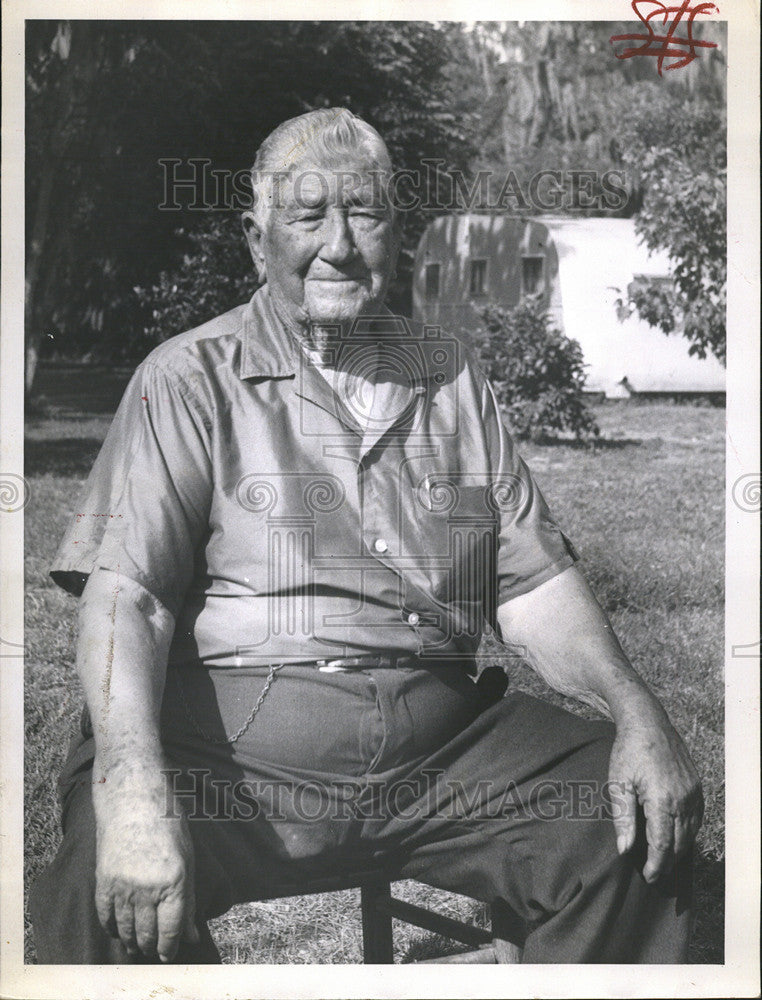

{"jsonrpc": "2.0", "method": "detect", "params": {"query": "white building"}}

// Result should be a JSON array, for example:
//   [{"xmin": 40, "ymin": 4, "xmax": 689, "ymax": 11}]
[{"xmin": 412, "ymin": 214, "xmax": 726, "ymax": 399}]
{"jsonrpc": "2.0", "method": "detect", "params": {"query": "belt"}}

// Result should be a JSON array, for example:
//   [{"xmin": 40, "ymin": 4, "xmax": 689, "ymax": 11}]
[
  {"xmin": 177, "ymin": 652, "xmax": 423, "ymax": 745},
  {"xmin": 307, "ymin": 653, "xmax": 421, "ymax": 673}
]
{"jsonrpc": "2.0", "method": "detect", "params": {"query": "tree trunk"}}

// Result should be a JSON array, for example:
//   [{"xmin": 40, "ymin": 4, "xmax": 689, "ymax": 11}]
[
  {"xmin": 25, "ymin": 21, "xmax": 102, "ymax": 399},
  {"xmin": 25, "ymin": 159, "xmax": 57, "ymax": 396}
]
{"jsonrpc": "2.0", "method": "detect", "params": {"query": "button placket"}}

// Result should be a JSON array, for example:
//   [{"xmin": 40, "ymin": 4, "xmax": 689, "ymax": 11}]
[{"xmin": 361, "ymin": 454, "xmax": 395, "ymax": 564}]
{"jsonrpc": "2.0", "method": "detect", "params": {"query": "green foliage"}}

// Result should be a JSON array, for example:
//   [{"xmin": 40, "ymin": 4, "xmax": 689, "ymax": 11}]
[
  {"xmin": 614, "ymin": 85, "xmax": 726, "ymax": 364},
  {"xmin": 135, "ymin": 218, "xmax": 257, "ymax": 344},
  {"xmin": 138, "ymin": 22, "xmax": 476, "ymax": 337},
  {"xmin": 26, "ymin": 20, "xmax": 475, "ymax": 371},
  {"xmin": 475, "ymin": 298, "xmax": 599, "ymax": 442},
  {"xmin": 26, "ymin": 21, "xmax": 242, "ymax": 366},
  {"xmin": 26, "ymin": 18, "xmax": 727, "ymax": 374},
  {"xmin": 458, "ymin": 20, "xmax": 726, "ymax": 221}
]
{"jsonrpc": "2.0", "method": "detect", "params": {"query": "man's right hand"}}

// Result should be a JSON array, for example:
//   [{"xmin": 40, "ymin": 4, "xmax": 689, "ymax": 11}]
[{"xmin": 92, "ymin": 763, "xmax": 199, "ymax": 962}]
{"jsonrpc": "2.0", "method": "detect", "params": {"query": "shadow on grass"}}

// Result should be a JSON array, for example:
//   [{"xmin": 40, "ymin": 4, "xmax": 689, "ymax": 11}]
[
  {"xmin": 530, "ymin": 436, "xmax": 645, "ymax": 450},
  {"xmin": 26, "ymin": 438, "xmax": 103, "ymax": 477},
  {"xmin": 29, "ymin": 366, "xmax": 134, "ymax": 416}
]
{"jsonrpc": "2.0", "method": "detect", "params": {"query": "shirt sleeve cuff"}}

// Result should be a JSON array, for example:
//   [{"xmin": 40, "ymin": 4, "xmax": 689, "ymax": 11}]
[{"xmin": 496, "ymin": 536, "xmax": 578, "ymax": 605}]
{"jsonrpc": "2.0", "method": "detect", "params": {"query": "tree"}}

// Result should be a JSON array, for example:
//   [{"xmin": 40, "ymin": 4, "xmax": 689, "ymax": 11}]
[
  {"xmin": 135, "ymin": 22, "xmax": 477, "ymax": 339},
  {"xmin": 456, "ymin": 21, "xmax": 651, "ymax": 211},
  {"xmin": 25, "ymin": 21, "xmax": 236, "ymax": 390},
  {"xmin": 458, "ymin": 22, "xmax": 727, "ymax": 363},
  {"xmin": 25, "ymin": 22, "xmax": 106, "ymax": 393},
  {"xmin": 614, "ymin": 84, "xmax": 726, "ymax": 363},
  {"xmin": 457, "ymin": 21, "xmax": 726, "ymax": 218},
  {"xmin": 135, "ymin": 218, "xmax": 256, "ymax": 347},
  {"xmin": 25, "ymin": 21, "xmax": 476, "ymax": 392}
]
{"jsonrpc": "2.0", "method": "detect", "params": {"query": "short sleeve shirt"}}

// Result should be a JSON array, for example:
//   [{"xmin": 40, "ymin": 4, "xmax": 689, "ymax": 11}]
[{"xmin": 51, "ymin": 288, "xmax": 577, "ymax": 668}]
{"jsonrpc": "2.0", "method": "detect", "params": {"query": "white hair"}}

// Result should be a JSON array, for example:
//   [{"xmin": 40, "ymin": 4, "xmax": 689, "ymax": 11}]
[{"xmin": 249, "ymin": 108, "xmax": 393, "ymax": 231}]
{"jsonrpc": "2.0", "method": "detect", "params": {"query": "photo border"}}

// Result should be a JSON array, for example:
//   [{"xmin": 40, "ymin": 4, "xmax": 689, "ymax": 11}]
[{"xmin": 2, "ymin": 1, "xmax": 759, "ymax": 996}]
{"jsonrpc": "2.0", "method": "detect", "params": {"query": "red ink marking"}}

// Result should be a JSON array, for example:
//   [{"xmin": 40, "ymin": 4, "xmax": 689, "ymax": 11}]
[{"xmin": 610, "ymin": 0, "xmax": 719, "ymax": 76}]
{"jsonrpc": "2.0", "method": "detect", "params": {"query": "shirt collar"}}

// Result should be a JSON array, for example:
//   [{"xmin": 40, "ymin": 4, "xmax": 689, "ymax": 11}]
[
  {"xmin": 239, "ymin": 287, "xmax": 299, "ymax": 380},
  {"xmin": 238, "ymin": 286, "xmax": 439, "ymax": 387}
]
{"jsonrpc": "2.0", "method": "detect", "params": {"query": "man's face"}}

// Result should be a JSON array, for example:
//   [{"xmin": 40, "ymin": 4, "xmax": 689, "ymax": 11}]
[{"xmin": 248, "ymin": 153, "xmax": 399, "ymax": 328}]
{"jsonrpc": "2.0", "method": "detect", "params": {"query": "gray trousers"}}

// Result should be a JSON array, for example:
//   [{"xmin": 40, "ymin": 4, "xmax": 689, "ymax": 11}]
[{"xmin": 30, "ymin": 662, "xmax": 692, "ymax": 963}]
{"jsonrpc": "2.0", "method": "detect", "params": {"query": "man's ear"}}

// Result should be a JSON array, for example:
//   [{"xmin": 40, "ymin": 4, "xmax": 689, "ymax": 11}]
[{"xmin": 241, "ymin": 211, "xmax": 266, "ymax": 282}]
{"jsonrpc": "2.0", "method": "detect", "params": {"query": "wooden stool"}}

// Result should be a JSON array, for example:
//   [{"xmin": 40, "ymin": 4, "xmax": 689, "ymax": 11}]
[{"xmin": 250, "ymin": 867, "xmax": 524, "ymax": 963}]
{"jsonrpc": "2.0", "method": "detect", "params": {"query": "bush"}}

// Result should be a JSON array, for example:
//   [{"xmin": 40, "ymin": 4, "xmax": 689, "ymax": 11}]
[
  {"xmin": 475, "ymin": 297, "xmax": 599, "ymax": 443},
  {"xmin": 135, "ymin": 216, "xmax": 258, "ymax": 344}
]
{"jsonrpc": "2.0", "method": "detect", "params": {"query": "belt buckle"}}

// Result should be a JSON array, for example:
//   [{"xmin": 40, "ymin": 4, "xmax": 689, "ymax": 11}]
[{"xmin": 317, "ymin": 656, "xmax": 375, "ymax": 673}]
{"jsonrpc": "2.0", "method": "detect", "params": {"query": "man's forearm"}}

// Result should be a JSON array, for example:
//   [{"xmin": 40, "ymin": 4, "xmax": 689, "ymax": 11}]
[
  {"xmin": 496, "ymin": 565, "xmax": 663, "ymax": 724},
  {"xmin": 497, "ymin": 564, "xmax": 703, "ymax": 879},
  {"xmin": 76, "ymin": 568, "xmax": 198, "ymax": 959},
  {"xmin": 77, "ymin": 567, "xmax": 175, "ymax": 776}
]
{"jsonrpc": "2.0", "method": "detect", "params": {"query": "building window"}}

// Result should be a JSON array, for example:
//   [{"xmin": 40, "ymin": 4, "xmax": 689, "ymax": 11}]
[
  {"xmin": 521, "ymin": 256, "xmax": 544, "ymax": 296},
  {"xmin": 469, "ymin": 259, "xmax": 487, "ymax": 297},
  {"xmin": 425, "ymin": 262, "xmax": 440, "ymax": 299}
]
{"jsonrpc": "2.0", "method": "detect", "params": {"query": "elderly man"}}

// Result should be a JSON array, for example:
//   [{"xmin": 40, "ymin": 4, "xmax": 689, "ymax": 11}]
[{"xmin": 30, "ymin": 109, "xmax": 702, "ymax": 964}]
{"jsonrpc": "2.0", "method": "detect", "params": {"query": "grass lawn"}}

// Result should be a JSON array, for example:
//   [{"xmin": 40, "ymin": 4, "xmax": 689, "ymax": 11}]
[{"xmin": 24, "ymin": 371, "xmax": 724, "ymax": 963}]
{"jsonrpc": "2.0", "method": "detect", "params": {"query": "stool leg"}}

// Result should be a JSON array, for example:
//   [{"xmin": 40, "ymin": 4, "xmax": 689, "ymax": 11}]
[
  {"xmin": 490, "ymin": 898, "xmax": 524, "ymax": 964},
  {"xmin": 360, "ymin": 881, "xmax": 394, "ymax": 963}
]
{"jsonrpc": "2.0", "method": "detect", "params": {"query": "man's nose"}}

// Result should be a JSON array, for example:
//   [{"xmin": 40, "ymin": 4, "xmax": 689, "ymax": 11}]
[{"xmin": 318, "ymin": 212, "xmax": 355, "ymax": 265}]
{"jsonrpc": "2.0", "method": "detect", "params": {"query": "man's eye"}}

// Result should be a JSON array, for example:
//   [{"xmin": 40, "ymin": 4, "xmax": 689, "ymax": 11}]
[
  {"xmin": 290, "ymin": 214, "xmax": 324, "ymax": 229},
  {"xmin": 350, "ymin": 211, "xmax": 384, "ymax": 224}
]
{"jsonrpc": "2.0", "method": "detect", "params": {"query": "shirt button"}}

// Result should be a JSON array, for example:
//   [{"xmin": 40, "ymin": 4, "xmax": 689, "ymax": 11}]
[
  {"xmin": 373, "ymin": 538, "xmax": 389, "ymax": 554},
  {"xmin": 407, "ymin": 612, "xmax": 421, "ymax": 626}
]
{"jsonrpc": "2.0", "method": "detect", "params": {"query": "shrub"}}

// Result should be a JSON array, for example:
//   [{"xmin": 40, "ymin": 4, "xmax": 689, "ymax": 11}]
[
  {"xmin": 135, "ymin": 216, "xmax": 258, "ymax": 345},
  {"xmin": 474, "ymin": 297, "xmax": 599, "ymax": 443}
]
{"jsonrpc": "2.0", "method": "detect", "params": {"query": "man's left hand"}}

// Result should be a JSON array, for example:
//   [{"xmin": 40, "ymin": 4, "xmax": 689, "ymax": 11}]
[{"xmin": 608, "ymin": 703, "xmax": 704, "ymax": 883}]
